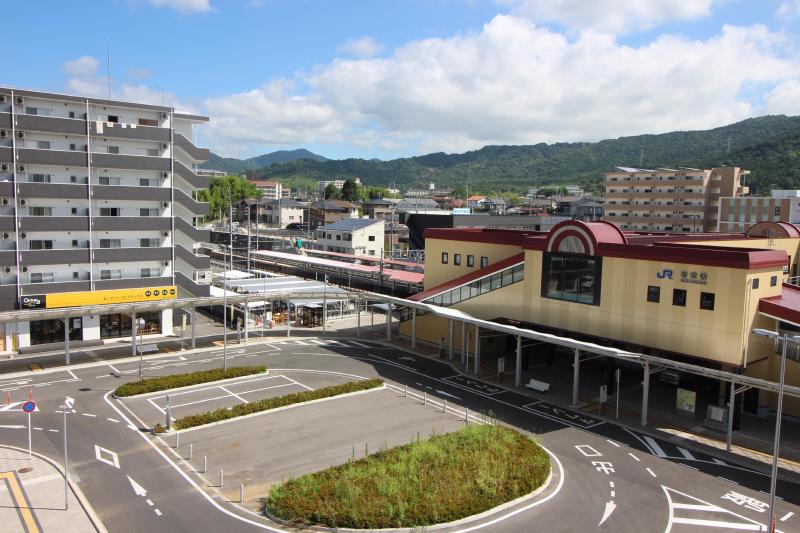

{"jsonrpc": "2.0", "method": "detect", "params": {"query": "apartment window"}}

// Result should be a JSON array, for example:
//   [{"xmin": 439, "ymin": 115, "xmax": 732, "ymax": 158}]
[
  {"xmin": 107, "ymin": 146, "xmax": 120, "ymax": 154},
  {"xmin": 146, "ymin": 148, "xmax": 159, "ymax": 157},
  {"xmin": 542, "ymin": 252, "xmax": 602, "ymax": 305},
  {"xmin": 672, "ymin": 288, "xmax": 687, "ymax": 307},
  {"xmin": 28, "ymin": 207, "xmax": 52, "ymax": 216},
  {"xmin": 139, "ymin": 178, "xmax": 153, "ymax": 187},
  {"xmin": 99, "ymin": 239, "xmax": 122, "ymax": 248},
  {"xmin": 71, "ymin": 207, "xmax": 78, "ymax": 215},
  {"xmin": 70, "ymin": 175, "xmax": 78, "ymax": 183},
  {"xmin": 69, "ymin": 111, "xmax": 76, "ymax": 119},
  {"xmin": 100, "ymin": 269, "xmax": 122, "ymax": 280},
  {"xmin": 99, "ymin": 207, "xmax": 120, "ymax": 216},
  {"xmin": 367, "ymin": 250, "xmax": 375, "ymax": 256},
  {"xmin": 368, "ymin": 235, "xmax": 376, "ymax": 241},
  {"xmin": 73, "ymin": 272, "xmax": 79, "ymax": 279},
  {"xmin": 99, "ymin": 176, "xmax": 121, "ymax": 186},
  {"xmin": 30, "ymin": 174, "xmax": 51, "ymax": 183},
  {"xmin": 336, "ymin": 234, "xmax": 341, "ymax": 241},
  {"xmin": 454, "ymin": 254, "xmax": 462, "ymax": 266},
  {"xmin": 752, "ymin": 278, "xmax": 760, "ymax": 290},
  {"xmin": 138, "ymin": 118, "xmax": 159, "ymax": 127},
  {"xmin": 480, "ymin": 256, "xmax": 489, "ymax": 268},
  {"xmin": 700, "ymin": 292, "xmax": 715, "ymax": 310},
  {"xmin": 72, "ymin": 239, "xmax": 78, "ymax": 247},
  {"xmin": 647, "ymin": 285, "xmax": 660, "ymax": 303},
  {"xmin": 37, "ymin": 141, "xmax": 51, "ymax": 150},
  {"xmin": 775, "ymin": 206, "xmax": 781, "ymax": 217},
  {"xmin": 771, "ymin": 275, "xmax": 778, "ymax": 287},
  {"xmin": 30, "ymin": 272, "xmax": 55, "ymax": 283},
  {"xmin": 139, "ymin": 208, "xmax": 159, "ymax": 217},
  {"xmin": 441, "ymin": 252, "xmax": 449, "ymax": 264},
  {"xmin": 467, "ymin": 255, "xmax": 474, "ymax": 267},
  {"xmin": 140, "ymin": 268, "xmax": 155, "ymax": 278},
  {"xmin": 106, "ymin": 115, "xmax": 119, "ymax": 123},
  {"xmin": 29, "ymin": 240, "xmax": 53, "ymax": 250},
  {"xmin": 140, "ymin": 238, "xmax": 160, "ymax": 247},
  {"xmin": 25, "ymin": 106, "xmax": 39, "ymax": 115}
]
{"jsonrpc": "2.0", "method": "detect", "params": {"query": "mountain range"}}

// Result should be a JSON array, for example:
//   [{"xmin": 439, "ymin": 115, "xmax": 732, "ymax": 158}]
[{"xmin": 203, "ymin": 115, "xmax": 800, "ymax": 194}]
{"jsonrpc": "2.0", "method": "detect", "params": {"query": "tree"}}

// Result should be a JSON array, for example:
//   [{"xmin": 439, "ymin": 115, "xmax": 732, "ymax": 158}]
[
  {"xmin": 196, "ymin": 175, "xmax": 261, "ymax": 221},
  {"xmin": 324, "ymin": 183, "xmax": 340, "ymax": 200},
  {"xmin": 341, "ymin": 179, "xmax": 360, "ymax": 201},
  {"xmin": 453, "ymin": 185, "xmax": 468, "ymax": 199}
]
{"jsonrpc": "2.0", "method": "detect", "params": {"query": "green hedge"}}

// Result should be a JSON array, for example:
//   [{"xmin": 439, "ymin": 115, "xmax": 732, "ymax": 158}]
[
  {"xmin": 266, "ymin": 424, "xmax": 550, "ymax": 529},
  {"xmin": 114, "ymin": 366, "xmax": 267, "ymax": 397},
  {"xmin": 172, "ymin": 378, "xmax": 384, "ymax": 430}
]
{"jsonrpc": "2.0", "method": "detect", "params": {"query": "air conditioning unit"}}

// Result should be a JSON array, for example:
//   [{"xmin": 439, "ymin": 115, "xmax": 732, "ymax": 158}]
[
  {"xmin": 16, "ymin": 131, "xmax": 24, "ymax": 139},
  {"xmin": 162, "ymin": 172, "xmax": 169, "ymax": 178},
  {"xmin": 163, "ymin": 261, "xmax": 169, "ymax": 266},
  {"xmin": 162, "ymin": 231, "xmax": 169, "ymax": 237},
  {"xmin": 3, "ymin": 267, "xmax": 10, "ymax": 273},
  {"xmin": 0, "ymin": 164, "xmax": 8, "ymax": 172},
  {"xmin": 0, "ymin": 95, "xmax": 6, "ymax": 104},
  {"xmin": 19, "ymin": 232, "xmax": 26, "ymax": 239},
  {"xmin": 19, "ymin": 199, "xmax": 25, "ymax": 206},
  {"xmin": 17, "ymin": 165, "xmax": 25, "ymax": 172},
  {"xmin": 15, "ymin": 96, "xmax": 23, "ymax": 105},
  {"xmin": 21, "ymin": 266, "xmax": 27, "ymax": 272},
  {"xmin": 161, "ymin": 143, "xmax": 168, "ymax": 149},
  {"xmin": 163, "ymin": 202, "xmax": 168, "ymax": 208},
  {"xmin": 0, "ymin": 130, "xmax": 7, "ymax": 138},
  {"xmin": 161, "ymin": 112, "xmax": 167, "ymax": 119},
  {"xmin": 1, "ymin": 198, "xmax": 8, "ymax": 206},
  {"xmin": 2, "ymin": 233, "xmax": 8, "ymax": 239}
]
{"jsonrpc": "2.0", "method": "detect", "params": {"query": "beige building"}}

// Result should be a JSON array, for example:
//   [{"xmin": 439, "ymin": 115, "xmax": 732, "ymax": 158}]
[
  {"xmin": 251, "ymin": 179, "xmax": 283, "ymax": 200},
  {"xmin": 604, "ymin": 166, "xmax": 749, "ymax": 232},
  {"xmin": 718, "ymin": 190, "xmax": 800, "ymax": 233}
]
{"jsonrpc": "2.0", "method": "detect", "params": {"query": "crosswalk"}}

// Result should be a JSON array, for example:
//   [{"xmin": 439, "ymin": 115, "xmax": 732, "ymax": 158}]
[
  {"xmin": 627, "ymin": 429, "xmax": 727, "ymax": 466},
  {"xmin": 265, "ymin": 339, "xmax": 375, "ymax": 349}
]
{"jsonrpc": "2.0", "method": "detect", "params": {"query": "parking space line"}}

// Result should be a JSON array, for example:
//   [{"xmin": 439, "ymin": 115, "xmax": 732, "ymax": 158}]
[
  {"xmin": 283, "ymin": 376, "xmax": 314, "ymax": 391},
  {"xmin": 147, "ymin": 398, "xmax": 166, "ymax": 415},
  {"xmin": 145, "ymin": 374, "xmax": 287, "ymax": 401},
  {"xmin": 219, "ymin": 385, "xmax": 248, "ymax": 404},
  {"xmin": 235, "ymin": 382, "xmax": 298, "ymax": 396},
  {"xmin": 646, "ymin": 467, "xmax": 657, "ymax": 477}
]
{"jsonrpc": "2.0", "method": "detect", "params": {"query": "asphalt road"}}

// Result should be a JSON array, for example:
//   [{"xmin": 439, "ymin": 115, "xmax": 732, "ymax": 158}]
[{"xmin": 0, "ymin": 337, "xmax": 797, "ymax": 532}]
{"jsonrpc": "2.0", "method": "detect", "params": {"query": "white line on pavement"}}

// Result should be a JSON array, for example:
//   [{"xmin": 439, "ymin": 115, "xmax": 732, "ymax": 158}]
[
  {"xmin": 146, "ymin": 498, "xmax": 154, "ymax": 506},
  {"xmin": 679, "ymin": 463, "xmax": 698, "ymax": 471},
  {"xmin": 712, "ymin": 458, "xmax": 727, "ymax": 466},
  {"xmin": 82, "ymin": 413, "xmax": 97, "ymax": 418},
  {"xmin": 0, "ymin": 425, "xmax": 25, "ymax": 429},
  {"xmin": 283, "ymin": 375, "xmax": 314, "ymax": 391},
  {"xmin": 671, "ymin": 517, "xmax": 762, "ymax": 530},
  {"xmin": 781, "ymin": 511, "xmax": 794, "ymax": 522},
  {"xmin": 628, "ymin": 452, "xmax": 640, "ymax": 462},
  {"xmin": 48, "ymin": 429, "xmax": 58, "ymax": 433},
  {"xmin": 154, "ymin": 509, "xmax": 162, "ymax": 517},
  {"xmin": 107, "ymin": 417, "xmax": 119, "ymax": 423},
  {"xmin": 643, "ymin": 436, "xmax": 667, "ymax": 457},
  {"xmin": 606, "ymin": 439, "xmax": 621, "ymax": 448},
  {"xmin": 349, "ymin": 341, "xmax": 370, "ymax": 348},
  {"xmin": 67, "ymin": 369, "xmax": 78, "ymax": 380},
  {"xmin": 672, "ymin": 503, "xmax": 726, "ymax": 511},
  {"xmin": 219, "ymin": 385, "xmax": 249, "ymax": 404},
  {"xmin": 95, "ymin": 445, "xmax": 121, "ymax": 468},
  {"xmin": 677, "ymin": 447, "xmax": 695, "ymax": 460},
  {"xmin": 33, "ymin": 427, "xmax": 43, "ymax": 431},
  {"xmin": 108, "ymin": 364, "xmax": 121, "ymax": 374},
  {"xmin": 646, "ymin": 467, "xmax": 657, "ymax": 477}
]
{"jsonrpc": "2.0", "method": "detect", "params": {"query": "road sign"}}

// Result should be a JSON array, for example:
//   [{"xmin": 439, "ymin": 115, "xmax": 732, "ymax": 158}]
[{"xmin": 22, "ymin": 401, "xmax": 36, "ymax": 413}]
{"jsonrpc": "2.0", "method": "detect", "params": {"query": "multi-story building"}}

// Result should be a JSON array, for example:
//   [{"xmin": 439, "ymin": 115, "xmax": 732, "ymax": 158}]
[
  {"xmin": 317, "ymin": 178, "xmax": 361, "ymax": 193},
  {"xmin": 717, "ymin": 190, "xmax": 800, "ymax": 233},
  {"xmin": 196, "ymin": 168, "xmax": 227, "ymax": 178},
  {"xmin": 309, "ymin": 200, "xmax": 358, "ymax": 229},
  {"xmin": 315, "ymin": 218, "xmax": 384, "ymax": 256},
  {"xmin": 603, "ymin": 166, "xmax": 749, "ymax": 232},
  {"xmin": 261, "ymin": 199, "xmax": 304, "ymax": 228},
  {"xmin": 554, "ymin": 196, "xmax": 604, "ymax": 221},
  {"xmin": 0, "ymin": 87, "xmax": 211, "ymax": 349},
  {"xmin": 251, "ymin": 179, "xmax": 282, "ymax": 200},
  {"xmin": 362, "ymin": 198, "xmax": 396, "ymax": 220}
]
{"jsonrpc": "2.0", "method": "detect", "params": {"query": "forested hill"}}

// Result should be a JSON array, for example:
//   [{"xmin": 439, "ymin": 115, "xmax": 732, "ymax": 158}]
[
  {"xmin": 202, "ymin": 148, "xmax": 328, "ymax": 175},
  {"xmin": 227, "ymin": 115, "xmax": 800, "ymax": 194}
]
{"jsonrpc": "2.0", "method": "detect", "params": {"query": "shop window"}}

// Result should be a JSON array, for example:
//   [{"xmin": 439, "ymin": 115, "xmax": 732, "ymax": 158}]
[
  {"xmin": 30, "ymin": 318, "xmax": 82, "ymax": 345},
  {"xmin": 467, "ymin": 255, "xmax": 474, "ymax": 267},
  {"xmin": 441, "ymin": 252, "xmax": 448, "ymax": 264},
  {"xmin": 771, "ymin": 275, "xmax": 778, "ymax": 287},
  {"xmin": 454, "ymin": 254, "xmax": 462, "ymax": 266},
  {"xmin": 541, "ymin": 252, "xmax": 602, "ymax": 305},
  {"xmin": 672, "ymin": 288, "xmax": 687, "ymax": 307},
  {"xmin": 700, "ymin": 292, "xmax": 715, "ymax": 310},
  {"xmin": 647, "ymin": 286, "xmax": 660, "ymax": 303},
  {"xmin": 752, "ymin": 278, "xmax": 759, "ymax": 289}
]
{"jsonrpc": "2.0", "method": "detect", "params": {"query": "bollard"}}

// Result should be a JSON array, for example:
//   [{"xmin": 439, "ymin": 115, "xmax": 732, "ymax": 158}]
[
  {"xmin": 404, "ymin": 384, "xmax": 408, "ymax": 397},
  {"xmin": 464, "ymin": 407, "xmax": 469, "ymax": 423},
  {"xmin": 443, "ymin": 399, "xmax": 447, "ymax": 414},
  {"xmin": 240, "ymin": 483, "xmax": 244, "ymax": 504},
  {"xmin": 203, "ymin": 455, "xmax": 207, "ymax": 474},
  {"xmin": 175, "ymin": 432, "xmax": 180, "ymax": 449},
  {"xmin": 423, "ymin": 391, "xmax": 427, "ymax": 406},
  {"xmin": 188, "ymin": 443, "xmax": 193, "ymax": 461},
  {"xmin": 219, "ymin": 468, "xmax": 224, "ymax": 488}
]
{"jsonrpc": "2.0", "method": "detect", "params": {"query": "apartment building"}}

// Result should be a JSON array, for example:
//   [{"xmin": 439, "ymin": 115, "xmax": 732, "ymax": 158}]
[
  {"xmin": 717, "ymin": 190, "xmax": 800, "ymax": 233},
  {"xmin": 603, "ymin": 166, "xmax": 749, "ymax": 232},
  {"xmin": 317, "ymin": 178, "xmax": 361, "ymax": 193},
  {"xmin": 0, "ymin": 87, "xmax": 211, "ymax": 349},
  {"xmin": 251, "ymin": 179, "xmax": 282, "ymax": 200},
  {"xmin": 315, "ymin": 218, "xmax": 384, "ymax": 256}
]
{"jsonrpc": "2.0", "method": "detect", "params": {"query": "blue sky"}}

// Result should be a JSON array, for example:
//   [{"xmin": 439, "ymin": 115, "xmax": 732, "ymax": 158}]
[{"xmin": 4, "ymin": 1, "xmax": 800, "ymax": 160}]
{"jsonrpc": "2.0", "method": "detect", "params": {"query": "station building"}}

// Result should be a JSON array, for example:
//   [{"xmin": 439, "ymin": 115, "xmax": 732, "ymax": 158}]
[{"xmin": 400, "ymin": 220, "xmax": 800, "ymax": 418}]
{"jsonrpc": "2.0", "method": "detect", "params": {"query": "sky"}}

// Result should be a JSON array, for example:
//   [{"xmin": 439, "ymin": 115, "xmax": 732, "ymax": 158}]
[{"xmin": 4, "ymin": 0, "xmax": 800, "ymax": 161}]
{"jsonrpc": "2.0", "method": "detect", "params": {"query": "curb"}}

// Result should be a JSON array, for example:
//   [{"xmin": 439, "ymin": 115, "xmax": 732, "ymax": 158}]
[
  {"xmin": 0, "ymin": 444, "xmax": 108, "ymax": 533},
  {"xmin": 262, "ymin": 462, "xmax": 554, "ymax": 532},
  {"xmin": 112, "ymin": 369, "xmax": 270, "ymax": 400},
  {"xmin": 168, "ymin": 382, "xmax": 386, "ymax": 434}
]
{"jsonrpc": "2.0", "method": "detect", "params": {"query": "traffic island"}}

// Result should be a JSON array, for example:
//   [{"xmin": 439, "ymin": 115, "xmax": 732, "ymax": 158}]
[
  {"xmin": 113, "ymin": 365, "xmax": 267, "ymax": 397},
  {"xmin": 264, "ymin": 424, "xmax": 550, "ymax": 529}
]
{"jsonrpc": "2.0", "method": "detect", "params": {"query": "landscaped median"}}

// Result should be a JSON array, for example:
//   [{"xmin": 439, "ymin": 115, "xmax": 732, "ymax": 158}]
[
  {"xmin": 171, "ymin": 378, "xmax": 385, "ymax": 430},
  {"xmin": 265, "ymin": 424, "xmax": 550, "ymax": 529},
  {"xmin": 114, "ymin": 366, "xmax": 267, "ymax": 397}
]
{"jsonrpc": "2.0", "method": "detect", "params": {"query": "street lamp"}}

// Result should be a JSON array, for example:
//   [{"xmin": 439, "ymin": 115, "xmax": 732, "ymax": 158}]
[
  {"xmin": 750, "ymin": 328, "xmax": 800, "ymax": 532},
  {"xmin": 59, "ymin": 403, "xmax": 69, "ymax": 510},
  {"xmin": 136, "ymin": 317, "xmax": 145, "ymax": 381}
]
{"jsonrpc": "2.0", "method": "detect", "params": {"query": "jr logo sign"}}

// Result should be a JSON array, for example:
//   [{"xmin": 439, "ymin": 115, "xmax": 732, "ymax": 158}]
[{"xmin": 656, "ymin": 269, "xmax": 673, "ymax": 280}]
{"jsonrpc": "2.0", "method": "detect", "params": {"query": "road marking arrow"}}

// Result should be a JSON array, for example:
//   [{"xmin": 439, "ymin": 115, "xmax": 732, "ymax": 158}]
[
  {"xmin": 128, "ymin": 475, "xmax": 147, "ymax": 497},
  {"xmin": 64, "ymin": 396, "xmax": 75, "ymax": 409},
  {"xmin": 436, "ymin": 390, "xmax": 461, "ymax": 400},
  {"xmin": 599, "ymin": 501, "xmax": 616, "ymax": 526}
]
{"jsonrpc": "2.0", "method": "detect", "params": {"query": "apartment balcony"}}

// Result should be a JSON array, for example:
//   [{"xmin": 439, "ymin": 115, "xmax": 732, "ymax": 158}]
[
  {"xmin": 13, "ymin": 113, "xmax": 86, "ymax": 135},
  {"xmin": 0, "ymin": 146, "xmax": 11, "ymax": 163},
  {"xmin": 0, "ymin": 250, "xmax": 14, "ymax": 266},
  {"xmin": 175, "ymin": 271, "xmax": 210, "ymax": 298},
  {"xmin": 18, "ymin": 182, "xmax": 87, "ymax": 199},
  {"xmin": 174, "ymin": 160, "xmax": 209, "ymax": 189},
  {"xmin": 90, "ymin": 153, "xmax": 170, "ymax": 172},
  {"xmin": 17, "ymin": 148, "xmax": 87, "ymax": 167},
  {"xmin": 93, "ymin": 246, "xmax": 172, "ymax": 263},
  {"xmin": 19, "ymin": 216, "xmax": 89, "ymax": 232},
  {"xmin": 174, "ymin": 217, "xmax": 209, "ymax": 243},
  {"xmin": 89, "ymin": 121, "xmax": 170, "ymax": 143},
  {"xmin": 92, "ymin": 184, "xmax": 170, "ymax": 202},
  {"xmin": 174, "ymin": 133, "xmax": 210, "ymax": 162},
  {"xmin": 0, "ymin": 216, "xmax": 14, "ymax": 232},
  {"xmin": 92, "ymin": 216, "xmax": 171, "ymax": 231},
  {"xmin": 94, "ymin": 276, "xmax": 173, "ymax": 291},
  {"xmin": 603, "ymin": 192, "xmax": 632, "ymax": 199},
  {"xmin": 20, "ymin": 248, "xmax": 90, "ymax": 265},
  {"xmin": 174, "ymin": 189, "xmax": 209, "ymax": 217},
  {"xmin": 175, "ymin": 244, "xmax": 210, "ymax": 270},
  {"xmin": 20, "ymin": 280, "xmax": 91, "ymax": 296},
  {"xmin": 0, "ymin": 112, "xmax": 10, "ymax": 130},
  {"xmin": 0, "ymin": 181, "xmax": 13, "ymax": 196}
]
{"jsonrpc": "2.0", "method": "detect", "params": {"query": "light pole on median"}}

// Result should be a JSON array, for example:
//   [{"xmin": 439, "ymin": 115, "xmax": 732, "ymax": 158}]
[
  {"xmin": 750, "ymin": 328, "xmax": 800, "ymax": 532},
  {"xmin": 59, "ymin": 403, "xmax": 69, "ymax": 510},
  {"xmin": 136, "ymin": 317, "xmax": 145, "ymax": 381}
]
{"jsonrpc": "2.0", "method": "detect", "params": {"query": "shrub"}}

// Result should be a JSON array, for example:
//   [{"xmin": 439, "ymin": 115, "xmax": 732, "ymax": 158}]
[
  {"xmin": 266, "ymin": 424, "xmax": 550, "ymax": 528},
  {"xmin": 114, "ymin": 366, "xmax": 267, "ymax": 397},
  {"xmin": 172, "ymin": 378, "xmax": 384, "ymax": 430}
]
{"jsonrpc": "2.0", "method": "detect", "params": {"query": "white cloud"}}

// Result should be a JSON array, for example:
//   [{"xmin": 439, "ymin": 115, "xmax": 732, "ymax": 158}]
[
  {"xmin": 763, "ymin": 80, "xmax": 800, "ymax": 115},
  {"xmin": 337, "ymin": 36, "xmax": 384, "ymax": 59},
  {"xmin": 778, "ymin": 0, "xmax": 800, "ymax": 17},
  {"xmin": 202, "ymin": 15, "xmax": 800, "ymax": 158},
  {"xmin": 149, "ymin": 0, "xmax": 212, "ymax": 14},
  {"xmin": 127, "ymin": 67, "xmax": 152, "ymax": 79},
  {"xmin": 62, "ymin": 56, "xmax": 99, "ymax": 78},
  {"xmin": 507, "ymin": 0, "xmax": 720, "ymax": 33}
]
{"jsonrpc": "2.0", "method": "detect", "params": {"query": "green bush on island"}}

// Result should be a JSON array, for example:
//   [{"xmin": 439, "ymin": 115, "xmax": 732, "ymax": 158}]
[
  {"xmin": 114, "ymin": 366, "xmax": 267, "ymax": 397},
  {"xmin": 266, "ymin": 424, "xmax": 550, "ymax": 528},
  {"xmin": 172, "ymin": 378, "xmax": 384, "ymax": 429}
]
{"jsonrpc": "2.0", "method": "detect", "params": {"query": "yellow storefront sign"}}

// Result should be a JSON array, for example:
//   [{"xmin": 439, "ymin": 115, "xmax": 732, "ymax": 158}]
[{"xmin": 20, "ymin": 286, "xmax": 177, "ymax": 309}]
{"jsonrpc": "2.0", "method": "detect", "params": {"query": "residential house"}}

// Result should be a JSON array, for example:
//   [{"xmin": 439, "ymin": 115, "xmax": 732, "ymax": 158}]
[
  {"xmin": 309, "ymin": 200, "xmax": 359, "ymax": 229},
  {"xmin": 315, "ymin": 218, "xmax": 385, "ymax": 256}
]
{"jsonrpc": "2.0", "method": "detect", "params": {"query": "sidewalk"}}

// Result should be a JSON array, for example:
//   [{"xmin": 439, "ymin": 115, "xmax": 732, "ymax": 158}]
[
  {"xmin": 379, "ymin": 332, "xmax": 800, "ymax": 480},
  {"xmin": 0, "ymin": 445, "xmax": 103, "ymax": 532}
]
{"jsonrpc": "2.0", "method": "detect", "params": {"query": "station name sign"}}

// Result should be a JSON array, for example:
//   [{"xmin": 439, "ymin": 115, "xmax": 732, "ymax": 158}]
[
  {"xmin": 656, "ymin": 269, "xmax": 708, "ymax": 286},
  {"xmin": 19, "ymin": 286, "xmax": 177, "ymax": 310}
]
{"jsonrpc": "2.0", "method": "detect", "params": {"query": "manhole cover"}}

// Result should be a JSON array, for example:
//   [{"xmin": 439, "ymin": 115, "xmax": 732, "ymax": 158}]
[
  {"xmin": 79, "ymin": 387, "xmax": 91, "ymax": 392},
  {"xmin": 18, "ymin": 467, "xmax": 33, "ymax": 474}
]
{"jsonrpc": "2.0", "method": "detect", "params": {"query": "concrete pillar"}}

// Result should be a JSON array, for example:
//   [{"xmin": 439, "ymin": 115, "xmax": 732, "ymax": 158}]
[
  {"xmin": 286, "ymin": 302, "xmax": 291, "ymax": 337},
  {"xmin": 131, "ymin": 312, "xmax": 137, "ymax": 356},
  {"xmin": 448, "ymin": 320, "xmax": 454, "ymax": 360},
  {"xmin": 473, "ymin": 325, "xmax": 480, "ymax": 375},
  {"xmin": 726, "ymin": 382, "xmax": 735, "ymax": 452},
  {"xmin": 386, "ymin": 301, "xmax": 392, "ymax": 341},
  {"xmin": 356, "ymin": 299, "xmax": 361, "ymax": 337},
  {"xmin": 515, "ymin": 335, "xmax": 522, "ymax": 387},
  {"xmin": 411, "ymin": 308, "xmax": 417, "ymax": 349},
  {"xmin": 190, "ymin": 307, "xmax": 196, "ymax": 349},
  {"xmin": 244, "ymin": 307, "xmax": 249, "ymax": 343},
  {"xmin": 641, "ymin": 362, "xmax": 650, "ymax": 427},
  {"xmin": 63, "ymin": 317, "xmax": 70, "ymax": 366},
  {"xmin": 572, "ymin": 348, "xmax": 580, "ymax": 405},
  {"xmin": 461, "ymin": 322, "xmax": 467, "ymax": 364}
]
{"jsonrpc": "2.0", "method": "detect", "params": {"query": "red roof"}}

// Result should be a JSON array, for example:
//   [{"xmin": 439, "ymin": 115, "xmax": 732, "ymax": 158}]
[
  {"xmin": 409, "ymin": 253, "xmax": 525, "ymax": 301},
  {"xmin": 759, "ymin": 284, "xmax": 800, "ymax": 326}
]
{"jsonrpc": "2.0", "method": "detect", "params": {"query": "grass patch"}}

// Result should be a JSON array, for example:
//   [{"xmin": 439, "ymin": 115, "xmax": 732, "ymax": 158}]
[
  {"xmin": 114, "ymin": 366, "xmax": 266, "ymax": 397},
  {"xmin": 172, "ymin": 378, "xmax": 384, "ymax": 430},
  {"xmin": 266, "ymin": 424, "xmax": 549, "ymax": 528}
]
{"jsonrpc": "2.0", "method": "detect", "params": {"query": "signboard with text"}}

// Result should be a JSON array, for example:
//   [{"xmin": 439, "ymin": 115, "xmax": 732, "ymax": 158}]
[{"xmin": 20, "ymin": 286, "xmax": 177, "ymax": 309}]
